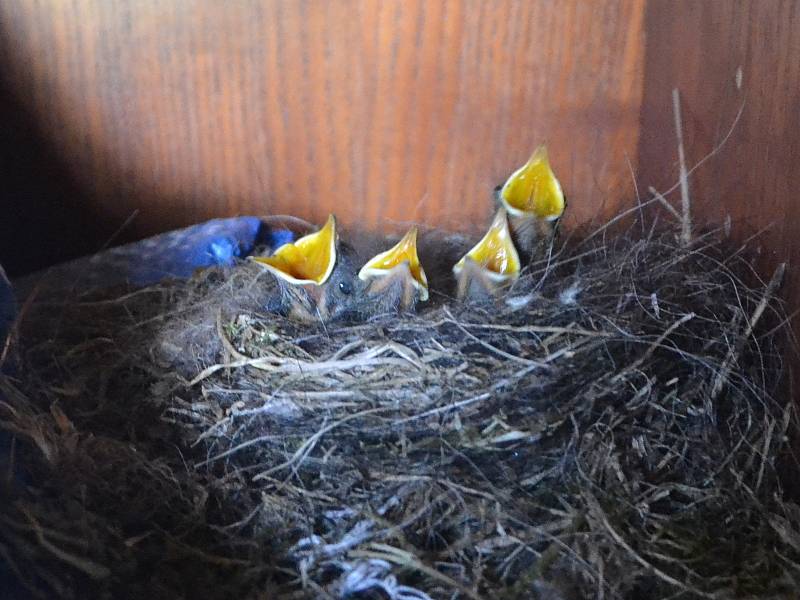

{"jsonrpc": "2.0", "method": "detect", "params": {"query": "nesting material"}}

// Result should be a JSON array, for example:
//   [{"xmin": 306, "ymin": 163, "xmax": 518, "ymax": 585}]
[{"xmin": 1, "ymin": 210, "xmax": 798, "ymax": 600}]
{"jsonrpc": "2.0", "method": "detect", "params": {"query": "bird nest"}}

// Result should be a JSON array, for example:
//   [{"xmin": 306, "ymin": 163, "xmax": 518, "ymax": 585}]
[{"xmin": 1, "ymin": 212, "xmax": 798, "ymax": 600}]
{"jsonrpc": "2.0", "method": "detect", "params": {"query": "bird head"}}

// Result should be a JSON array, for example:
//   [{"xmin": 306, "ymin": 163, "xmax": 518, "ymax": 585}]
[
  {"xmin": 358, "ymin": 227, "xmax": 429, "ymax": 314},
  {"xmin": 497, "ymin": 145, "xmax": 565, "ymax": 256},
  {"xmin": 453, "ymin": 208, "xmax": 521, "ymax": 302},
  {"xmin": 250, "ymin": 215, "xmax": 365, "ymax": 322}
]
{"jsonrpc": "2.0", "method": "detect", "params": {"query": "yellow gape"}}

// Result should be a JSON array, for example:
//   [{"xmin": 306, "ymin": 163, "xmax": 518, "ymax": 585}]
[
  {"xmin": 454, "ymin": 208, "xmax": 521, "ymax": 284},
  {"xmin": 500, "ymin": 145, "xmax": 565, "ymax": 221},
  {"xmin": 251, "ymin": 214, "xmax": 337, "ymax": 285},
  {"xmin": 359, "ymin": 227, "xmax": 429, "ymax": 301}
]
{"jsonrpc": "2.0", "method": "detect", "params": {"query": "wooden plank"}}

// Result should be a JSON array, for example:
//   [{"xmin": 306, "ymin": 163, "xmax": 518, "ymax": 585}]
[
  {"xmin": 638, "ymin": 0, "xmax": 800, "ymax": 295},
  {"xmin": 0, "ymin": 0, "xmax": 644, "ymax": 269}
]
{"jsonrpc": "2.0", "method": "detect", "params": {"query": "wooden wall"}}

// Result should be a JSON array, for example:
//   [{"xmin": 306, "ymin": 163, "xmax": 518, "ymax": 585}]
[
  {"xmin": 638, "ymin": 0, "xmax": 800, "ymax": 290},
  {"xmin": 0, "ymin": 0, "xmax": 645, "ymax": 275},
  {"xmin": 1, "ymin": 0, "xmax": 799, "ymax": 300}
]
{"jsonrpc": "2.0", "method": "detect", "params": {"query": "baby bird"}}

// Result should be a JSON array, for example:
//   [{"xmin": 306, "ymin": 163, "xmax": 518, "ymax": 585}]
[
  {"xmin": 358, "ymin": 227, "xmax": 429, "ymax": 314},
  {"xmin": 496, "ymin": 145, "xmax": 565, "ymax": 259},
  {"xmin": 250, "ymin": 215, "xmax": 365, "ymax": 323},
  {"xmin": 453, "ymin": 208, "xmax": 521, "ymax": 303}
]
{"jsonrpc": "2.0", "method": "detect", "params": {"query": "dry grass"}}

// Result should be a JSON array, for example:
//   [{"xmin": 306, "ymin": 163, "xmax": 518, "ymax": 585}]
[{"xmin": 1, "ymin": 210, "xmax": 798, "ymax": 600}]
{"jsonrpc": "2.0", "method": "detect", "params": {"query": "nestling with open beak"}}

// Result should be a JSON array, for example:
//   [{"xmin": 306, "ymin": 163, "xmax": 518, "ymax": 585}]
[
  {"xmin": 250, "ymin": 215, "xmax": 365, "ymax": 323},
  {"xmin": 453, "ymin": 208, "xmax": 521, "ymax": 303},
  {"xmin": 497, "ymin": 145, "xmax": 565, "ymax": 259},
  {"xmin": 358, "ymin": 227, "xmax": 429, "ymax": 314}
]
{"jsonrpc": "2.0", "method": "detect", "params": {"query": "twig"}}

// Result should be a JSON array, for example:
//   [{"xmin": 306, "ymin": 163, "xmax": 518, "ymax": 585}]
[
  {"xmin": 611, "ymin": 312, "xmax": 695, "ymax": 383},
  {"xmin": 672, "ymin": 88, "xmax": 692, "ymax": 246},
  {"xmin": 216, "ymin": 310, "xmax": 248, "ymax": 361},
  {"xmin": 187, "ymin": 343, "xmax": 421, "ymax": 386},
  {"xmin": 648, "ymin": 186, "xmax": 682, "ymax": 221},
  {"xmin": 443, "ymin": 307, "xmax": 541, "ymax": 367},
  {"xmin": 584, "ymin": 492, "xmax": 716, "ymax": 598},
  {"xmin": 252, "ymin": 407, "xmax": 390, "ymax": 480},
  {"xmin": 436, "ymin": 317, "xmax": 610, "ymax": 339},
  {"xmin": 21, "ymin": 507, "xmax": 110, "ymax": 580},
  {"xmin": 711, "ymin": 263, "xmax": 785, "ymax": 399}
]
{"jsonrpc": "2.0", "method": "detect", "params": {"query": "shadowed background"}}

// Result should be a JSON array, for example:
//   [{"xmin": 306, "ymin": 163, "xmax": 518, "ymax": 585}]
[
  {"xmin": 0, "ymin": 0, "xmax": 798, "ymax": 309},
  {"xmin": 0, "ymin": 0, "xmax": 644, "ymax": 273}
]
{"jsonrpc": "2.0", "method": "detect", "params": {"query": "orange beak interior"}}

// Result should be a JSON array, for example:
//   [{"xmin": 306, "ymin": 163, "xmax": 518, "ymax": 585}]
[
  {"xmin": 499, "ymin": 145, "xmax": 565, "ymax": 220},
  {"xmin": 453, "ymin": 208, "xmax": 521, "ymax": 281},
  {"xmin": 358, "ymin": 227, "xmax": 429, "ymax": 301},
  {"xmin": 251, "ymin": 214, "xmax": 337, "ymax": 285}
]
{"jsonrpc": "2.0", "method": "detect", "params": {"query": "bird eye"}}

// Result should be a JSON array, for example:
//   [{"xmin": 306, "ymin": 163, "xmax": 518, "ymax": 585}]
[{"xmin": 338, "ymin": 280, "xmax": 353, "ymax": 295}]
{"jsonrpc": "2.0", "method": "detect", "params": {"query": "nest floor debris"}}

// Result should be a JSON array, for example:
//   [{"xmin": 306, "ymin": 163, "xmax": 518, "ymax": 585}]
[{"xmin": 1, "ymin": 215, "xmax": 798, "ymax": 600}]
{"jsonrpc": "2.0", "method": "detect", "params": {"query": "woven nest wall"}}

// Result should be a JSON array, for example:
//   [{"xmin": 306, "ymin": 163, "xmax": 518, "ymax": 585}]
[{"xmin": 1, "ymin": 196, "xmax": 797, "ymax": 599}]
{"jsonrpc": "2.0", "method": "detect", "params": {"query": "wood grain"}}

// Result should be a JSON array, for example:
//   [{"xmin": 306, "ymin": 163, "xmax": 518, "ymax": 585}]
[
  {"xmin": 0, "ymin": 0, "xmax": 645, "ymax": 268},
  {"xmin": 637, "ymin": 0, "xmax": 800, "ymax": 321}
]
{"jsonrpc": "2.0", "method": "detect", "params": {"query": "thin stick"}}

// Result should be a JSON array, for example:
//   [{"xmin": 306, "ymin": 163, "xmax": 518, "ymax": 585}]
[
  {"xmin": 252, "ymin": 406, "xmax": 390, "ymax": 480},
  {"xmin": 711, "ymin": 263, "xmax": 785, "ymax": 400},
  {"xmin": 21, "ymin": 507, "xmax": 111, "ymax": 580},
  {"xmin": 648, "ymin": 186, "xmax": 682, "ymax": 221},
  {"xmin": 672, "ymin": 88, "xmax": 692, "ymax": 245},
  {"xmin": 611, "ymin": 312, "xmax": 695, "ymax": 383},
  {"xmin": 100, "ymin": 209, "xmax": 140, "ymax": 252},
  {"xmin": 660, "ymin": 100, "xmax": 745, "ymax": 200}
]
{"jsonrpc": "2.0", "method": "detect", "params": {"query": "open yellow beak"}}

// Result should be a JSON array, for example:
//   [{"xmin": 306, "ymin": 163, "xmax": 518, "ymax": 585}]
[
  {"xmin": 358, "ymin": 227, "xmax": 429, "ymax": 301},
  {"xmin": 499, "ymin": 145, "xmax": 565, "ymax": 220},
  {"xmin": 251, "ymin": 214, "xmax": 337, "ymax": 285},
  {"xmin": 453, "ymin": 208, "xmax": 521, "ymax": 285}
]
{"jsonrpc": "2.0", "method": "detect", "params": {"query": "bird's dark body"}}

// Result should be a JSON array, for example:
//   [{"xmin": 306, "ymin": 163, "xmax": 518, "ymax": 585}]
[
  {"xmin": 351, "ymin": 227, "xmax": 471, "ymax": 305},
  {"xmin": 267, "ymin": 242, "xmax": 366, "ymax": 323},
  {"xmin": 507, "ymin": 213, "xmax": 559, "ymax": 261},
  {"xmin": 8, "ymin": 212, "xmax": 534, "ymax": 323},
  {"xmin": 492, "ymin": 187, "xmax": 562, "ymax": 262},
  {"xmin": 454, "ymin": 258, "xmax": 502, "ymax": 304},
  {"xmin": 362, "ymin": 263, "xmax": 420, "ymax": 314}
]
